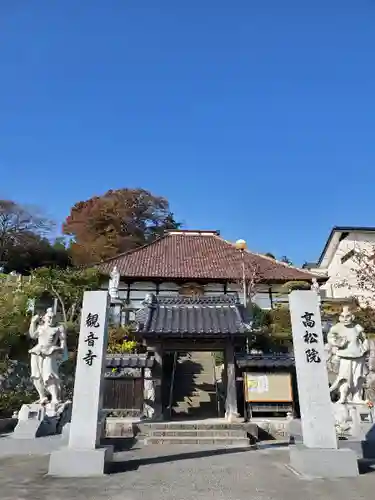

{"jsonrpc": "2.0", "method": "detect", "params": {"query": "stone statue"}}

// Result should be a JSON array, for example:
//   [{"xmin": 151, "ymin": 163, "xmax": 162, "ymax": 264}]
[
  {"xmin": 29, "ymin": 308, "xmax": 67, "ymax": 407},
  {"xmin": 311, "ymin": 278, "xmax": 320, "ymax": 294},
  {"xmin": 365, "ymin": 338, "xmax": 375, "ymax": 403},
  {"xmin": 326, "ymin": 306, "xmax": 369, "ymax": 404},
  {"xmin": 143, "ymin": 368, "xmax": 155, "ymax": 419},
  {"xmin": 108, "ymin": 265, "xmax": 120, "ymax": 299}
]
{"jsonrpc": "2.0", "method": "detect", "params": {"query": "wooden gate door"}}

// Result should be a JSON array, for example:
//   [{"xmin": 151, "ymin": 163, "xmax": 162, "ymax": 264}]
[{"xmin": 103, "ymin": 378, "xmax": 143, "ymax": 412}]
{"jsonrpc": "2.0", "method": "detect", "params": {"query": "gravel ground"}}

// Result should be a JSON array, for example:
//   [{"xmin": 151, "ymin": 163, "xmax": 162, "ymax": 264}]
[{"xmin": 1, "ymin": 444, "xmax": 375, "ymax": 500}]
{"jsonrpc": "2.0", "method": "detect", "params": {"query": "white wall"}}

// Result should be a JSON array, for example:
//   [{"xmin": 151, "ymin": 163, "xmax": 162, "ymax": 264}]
[
  {"xmin": 102, "ymin": 279, "xmax": 285, "ymax": 313},
  {"xmin": 320, "ymin": 231, "xmax": 375, "ymax": 305}
]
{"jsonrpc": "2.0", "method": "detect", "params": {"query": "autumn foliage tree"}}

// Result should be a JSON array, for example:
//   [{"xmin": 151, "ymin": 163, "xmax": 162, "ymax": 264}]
[{"xmin": 63, "ymin": 188, "xmax": 180, "ymax": 264}]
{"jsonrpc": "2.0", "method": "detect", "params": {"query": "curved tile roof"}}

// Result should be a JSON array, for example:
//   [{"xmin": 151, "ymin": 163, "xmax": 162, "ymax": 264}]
[
  {"xmin": 97, "ymin": 231, "xmax": 318, "ymax": 282},
  {"xmin": 135, "ymin": 294, "xmax": 251, "ymax": 336}
]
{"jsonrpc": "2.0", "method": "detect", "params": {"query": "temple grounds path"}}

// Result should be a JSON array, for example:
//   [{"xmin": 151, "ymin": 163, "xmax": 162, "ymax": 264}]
[{"xmin": 1, "ymin": 444, "xmax": 375, "ymax": 500}]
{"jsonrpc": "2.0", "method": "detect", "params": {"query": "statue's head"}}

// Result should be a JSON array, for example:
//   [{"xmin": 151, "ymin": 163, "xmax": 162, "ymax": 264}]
[
  {"xmin": 110, "ymin": 265, "xmax": 119, "ymax": 277},
  {"xmin": 339, "ymin": 306, "xmax": 355, "ymax": 326},
  {"xmin": 42, "ymin": 307, "xmax": 55, "ymax": 326}
]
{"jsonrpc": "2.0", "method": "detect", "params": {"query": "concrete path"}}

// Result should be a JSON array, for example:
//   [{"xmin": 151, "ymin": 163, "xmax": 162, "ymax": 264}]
[{"xmin": 0, "ymin": 444, "xmax": 375, "ymax": 500}]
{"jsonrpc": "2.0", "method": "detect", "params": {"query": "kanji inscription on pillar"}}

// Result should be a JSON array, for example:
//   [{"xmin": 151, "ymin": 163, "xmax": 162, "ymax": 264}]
[
  {"xmin": 289, "ymin": 290, "xmax": 337, "ymax": 449},
  {"xmin": 68, "ymin": 291, "xmax": 110, "ymax": 450}
]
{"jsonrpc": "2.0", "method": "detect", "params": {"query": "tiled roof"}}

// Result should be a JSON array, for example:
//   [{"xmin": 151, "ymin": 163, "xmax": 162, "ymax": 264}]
[
  {"xmin": 105, "ymin": 354, "xmax": 154, "ymax": 368},
  {"xmin": 135, "ymin": 294, "xmax": 252, "ymax": 337},
  {"xmin": 97, "ymin": 231, "xmax": 318, "ymax": 282},
  {"xmin": 236, "ymin": 353, "xmax": 295, "ymax": 368}
]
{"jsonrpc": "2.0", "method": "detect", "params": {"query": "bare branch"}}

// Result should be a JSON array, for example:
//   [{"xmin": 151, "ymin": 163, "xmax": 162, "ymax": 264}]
[
  {"xmin": 334, "ymin": 243, "xmax": 375, "ymax": 306},
  {"xmin": 232, "ymin": 259, "xmax": 263, "ymax": 305},
  {"xmin": 0, "ymin": 200, "xmax": 54, "ymax": 266}
]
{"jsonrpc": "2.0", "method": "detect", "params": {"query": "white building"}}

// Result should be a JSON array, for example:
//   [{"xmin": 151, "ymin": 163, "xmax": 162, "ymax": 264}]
[{"xmin": 304, "ymin": 226, "xmax": 375, "ymax": 305}]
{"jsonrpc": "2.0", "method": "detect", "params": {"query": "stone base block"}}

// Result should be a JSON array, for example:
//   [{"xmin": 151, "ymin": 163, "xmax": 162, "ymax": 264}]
[
  {"xmin": 0, "ymin": 435, "xmax": 63, "ymax": 458},
  {"xmin": 289, "ymin": 445, "xmax": 359, "ymax": 478},
  {"xmin": 338, "ymin": 438, "xmax": 375, "ymax": 459},
  {"xmin": 48, "ymin": 445, "xmax": 113, "ymax": 477},
  {"xmin": 12, "ymin": 401, "xmax": 72, "ymax": 439}
]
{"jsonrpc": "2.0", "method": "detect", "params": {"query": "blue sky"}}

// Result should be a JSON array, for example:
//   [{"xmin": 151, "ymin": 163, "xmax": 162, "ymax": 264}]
[{"xmin": 1, "ymin": 1, "xmax": 375, "ymax": 265}]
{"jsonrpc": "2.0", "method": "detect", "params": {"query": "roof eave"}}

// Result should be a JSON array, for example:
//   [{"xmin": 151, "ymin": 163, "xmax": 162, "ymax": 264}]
[
  {"xmin": 318, "ymin": 226, "xmax": 375, "ymax": 267},
  {"xmin": 99, "ymin": 274, "xmax": 325, "ymax": 283}
]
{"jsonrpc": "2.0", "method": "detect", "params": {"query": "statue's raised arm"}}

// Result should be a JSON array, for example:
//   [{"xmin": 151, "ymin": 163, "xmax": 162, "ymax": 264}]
[
  {"xmin": 58, "ymin": 323, "xmax": 68, "ymax": 362},
  {"xmin": 29, "ymin": 314, "xmax": 40, "ymax": 339}
]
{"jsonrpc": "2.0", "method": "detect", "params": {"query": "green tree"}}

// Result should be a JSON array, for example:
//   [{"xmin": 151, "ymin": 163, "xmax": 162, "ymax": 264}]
[
  {"xmin": 0, "ymin": 200, "xmax": 52, "ymax": 269},
  {"xmin": 0, "ymin": 275, "xmax": 31, "ymax": 360},
  {"xmin": 280, "ymin": 280, "xmax": 311, "ymax": 292},
  {"xmin": 3, "ymin": 235, "xmax": 71, "ymax": 274},
  {"xmin": 264, "ymin": 252, "xmax": 276, "ymax": 259},
  {"xmin": 280, "ymin": 255, "xmax": 293, "ymax": 265},
  {"xmin": 27, "ymin": 266, "xmax": 101, "ymax": 325}
]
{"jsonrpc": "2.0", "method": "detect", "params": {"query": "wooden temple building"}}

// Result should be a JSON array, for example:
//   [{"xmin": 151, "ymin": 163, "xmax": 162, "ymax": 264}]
[{"xmin": 99, "ymin": 229, "xmax": 319, "ymax": 421}]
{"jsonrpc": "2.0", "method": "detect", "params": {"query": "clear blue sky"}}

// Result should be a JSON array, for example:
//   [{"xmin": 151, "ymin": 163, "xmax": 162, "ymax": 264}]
[{"xmin": 1, "ymin": 1, "xmax": 375, "ymax": 265}]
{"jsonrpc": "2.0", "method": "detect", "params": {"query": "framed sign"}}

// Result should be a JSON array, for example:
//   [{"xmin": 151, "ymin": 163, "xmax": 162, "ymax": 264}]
[
  {"xmin": 179, "ymin": 283, "xmax": 204, "ymax": 296},
  {"xmin": 244, "ymin": 372, "xmax": 293, "ymax": 403}
]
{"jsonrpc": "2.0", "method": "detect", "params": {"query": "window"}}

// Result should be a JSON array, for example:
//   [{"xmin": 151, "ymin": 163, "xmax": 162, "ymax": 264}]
[{"xmin": 341, "ymin": 249, "xmax": 355, "ymax": 264}]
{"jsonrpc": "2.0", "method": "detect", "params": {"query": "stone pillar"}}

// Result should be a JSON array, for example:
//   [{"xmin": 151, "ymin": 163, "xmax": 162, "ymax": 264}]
[
  {"xmin": 109, "ymin": 299, "xmax": 122, "ymax": 326},
  {"xmin": 48, "ymin": 291, "xmax": 113, "ymax": 477},
  {"xmin": 225, "ymin": 341, "xmax": 239, "ymax": 421},
  {"xmin": 150, "ymin": 344, "xmax": 164, "ymax": 420},
  {"xmin": 288, "ymin": 290, "xmax": 359, "ymax": 478}
]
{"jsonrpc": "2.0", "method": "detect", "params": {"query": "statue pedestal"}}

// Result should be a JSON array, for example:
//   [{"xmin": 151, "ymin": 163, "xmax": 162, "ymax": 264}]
[
  {"xmin": 333, "ymin": 402, "xmax": 375, "ymax": 459},
  {"xmin": 12, "ymin": 401, "xmax": 71, "ymax": 439},
  {"xmin": 333, "ymin": 402, "xmax": 373, "ymax": 437}
]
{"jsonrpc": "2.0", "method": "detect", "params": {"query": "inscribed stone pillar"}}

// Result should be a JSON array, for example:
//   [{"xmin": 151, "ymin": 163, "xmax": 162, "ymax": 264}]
[
  {"xmin": 225, "ymin": 341, "xmax": 239, "ymax": 421},
  {"xmin": 288, "ymin": 290, "xmax": 359, "ymax": 478},
  {"xmin": 289, "ymin": 290, "xmax": 337, "ymax": 449},
  {"xmin": 48, "ymin": 291, "xmax": 113, "ymax": 477}
]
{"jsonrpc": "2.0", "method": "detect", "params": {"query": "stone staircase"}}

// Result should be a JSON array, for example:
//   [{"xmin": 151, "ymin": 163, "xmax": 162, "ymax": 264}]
[
  {"xmin": 171, "ymin": 352, "xmax": 219, "ymax": 419},
  {"xmin": 137, "ymin": 421, "xmax": 251, "ymax": 446}
]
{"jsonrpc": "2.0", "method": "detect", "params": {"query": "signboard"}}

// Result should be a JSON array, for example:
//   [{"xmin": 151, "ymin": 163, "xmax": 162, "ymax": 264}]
[{"xmin": 244, "ymin": 372, "xmax": 293, "ymax": 403}]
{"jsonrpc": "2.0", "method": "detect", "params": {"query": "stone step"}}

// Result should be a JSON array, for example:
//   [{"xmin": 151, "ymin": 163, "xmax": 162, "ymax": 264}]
[
  {"xmin": 173, "ymin": 403, "xmax": 215, "ymax": 410},
  {"xmin": 184, "ymin": 390, "xmax": 216, "ymax": 396},
  {"xmin": 139, "ymin": 423, "xmax": 247, "ymax": 430},
  {"xmin": 175, "ymin": 392, "xmax": 215, "ymax": 398},
  {"xmin": 173, "ymin": 410, "xmax": 218, "ymax": 418},
  {"xmin": 175, "ymin": 388, "xmax": 216, "ymax": 394},
  {"xmin": 173, "ymin": 408, "xmax": 218, "ymax": 416},
  {"xmin": 144, "ymin": 436, "xmax": 250, "ymax": 446},
  {"xmin": 175, "ymin": 395, "xmax": 215, "ymax": 403},
  {"xmin": 174, "ymin": 401, "xmax": 217, "ymax": 410},
  {"xmin": 173, "ymin": 377, "xmax": 215, "ymax": 381},
  {"xmin": 173, "ymin": 388, "xmax": 215, "ymax": 393},
  {"xmin": 150, "ymin": 429, "xmax": 246, "ymax": 437},
  {"xmin": 174, "ymin": 406, "xmax": 216, "ymax": 413}
]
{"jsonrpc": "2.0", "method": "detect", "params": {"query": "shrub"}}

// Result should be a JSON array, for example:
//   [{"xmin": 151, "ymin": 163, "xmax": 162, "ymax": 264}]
[
  {"xmin": 280, "ymin": 280, "xmax": 311, "ymax": 293},
  {"xmin": 213, "ymin": 351, "xmax": 224, "ymax": 366},
  {"xmin": 107, "ymin": 324, "xmax": 142, "ymax": 354},
  {"xmin": 0, "ymin": 390, "xmax": 34, "ymax": 418}
]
